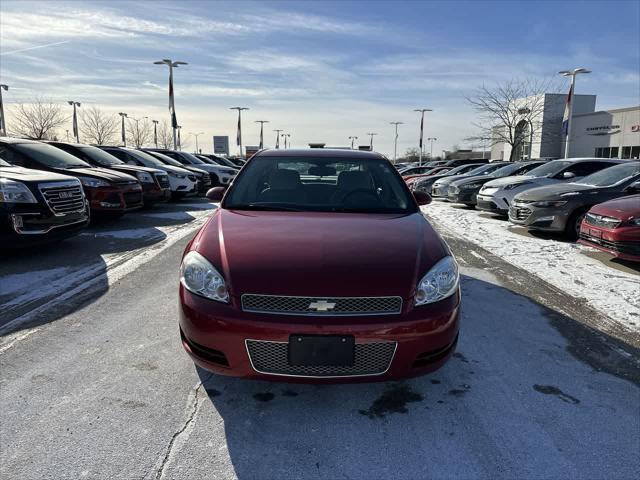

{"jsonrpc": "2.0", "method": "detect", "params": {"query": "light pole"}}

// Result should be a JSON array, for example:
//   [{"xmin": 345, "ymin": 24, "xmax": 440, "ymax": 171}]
[
  {"xmin": 177, "ymin": 125, "xmax": 182, "ymax": 151},
  {"xmin": 281, "ymin": 133, "xmax": 290, "ymax": 149},
  {"xmin": 285, "ymin": 133, "xmax": 291, "ymax": 149},
  {"xmin": 426, "ymin": 137, "xmax": 437, "ymax": 160},
  {"xmin": 191, "ymin": 131, "xmax": 204, "ymax": 153},
  {"xmin": 118, "ymin": 112, "xmax": 127, "ymax": 146},
  {"xmin": 68, "ymin": 101, "xmax": 81, "ymax": 142},
  {"xmin": 152, "ymin": 119, "xmax": 159, "ymax": 147},
  {"xmin": 414, "ymin": 108, "xmax": 432, "ymax": 165},
  {"xmin": 366, "ymin": 132, "xmax": 378, "ymax": 150},
  {"xmin": 273, "ymin": 129, "xmax": 283, "ymax": 149},
  {"xmin": 0, "ymin": 84, "xmax": 8, "ymax": 136},
  {"xmin": 65, "ymin": 130, "xmax": 70, "ymax": 142},
  {"xmin": 559, "ymin": 67, "xmax": 591, "ymax": 159},
  {"xmin": 230, "ymin": 107, "xmax": 249, "ymax": 157},
  {"xmin": 255, "ymin": 120, "xmax": 269, "ymax": 149},
  {"xmin": 348, "ymin": 136, "xmax": 358, "ymax": 149},
  {"xmin": 154, "ymin": 59, "xmax": 188, "ymax": 150},
  {"xmin": 390, "ymin": 121, "xmax": 403, "ymax": 162}
]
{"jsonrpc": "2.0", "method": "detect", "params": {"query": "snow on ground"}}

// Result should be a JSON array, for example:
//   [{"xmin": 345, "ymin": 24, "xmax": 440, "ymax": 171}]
[{"xmin": 422, "ymin": 202, "xmax": 640, "ymax": 335}]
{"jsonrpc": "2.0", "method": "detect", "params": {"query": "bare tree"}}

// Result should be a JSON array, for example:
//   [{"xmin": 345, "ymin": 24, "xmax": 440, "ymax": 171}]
[
  {"xmin": 9, "ymin": 97, "xmax": 67, "ymax": 140},
  {"xmin": 466, "ymin": 78, "xmax": 557, "ymax": 161},
  {"xmin": 156, "ymin": 120, "xmax": 174, "ymax": 149},
  {"xmin": 80, "ymin": 106, "xmax": 119, "ymax": 145},
  {"xmin": 399, "ymin": 147, "xmax": 420, "ymax": 162},
  {"xmin": 126, "ymin": 118, "xmax": 152, "ymax": 148}
]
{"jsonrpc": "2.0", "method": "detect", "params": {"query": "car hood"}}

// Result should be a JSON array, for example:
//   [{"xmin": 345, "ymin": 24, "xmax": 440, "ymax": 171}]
[
  {"xmin": 193, "ymin": 210, "xmax": 449, "ymax": 299},
  {"xmin": 450, "ymin": 175, "xmax": 493, "ymax": 187},
  {"xmin": 483, "ymin": 175, "xmax": 537, "ymax": 189},
  {"xmin": 515, "ymin": 182, "xmax": 606, "ymax": 201},
  {"xmin": 55, "ymin": 167, "xmax": 138, "ymax": 183},
  {"xmin": 0, "ymin": 166, "xmax": 80, "ymax": 183},
  {"xmin": 108, "ymin": 164, "xmax": 164, "ymax": 176},
  {"xmin": 161, "ymin": 164, "xmax": 193, "ymax": 176},
  {"xmin": 182, "ymin": 166, "xmax": 209, "ymax": 176},
  {"xmin": 589, "ymin": 194, "xmax": 640, "ymax": 219},
  {"xmin": 433, "ymin": 173, "xmax": 476, "ymax": 186}
]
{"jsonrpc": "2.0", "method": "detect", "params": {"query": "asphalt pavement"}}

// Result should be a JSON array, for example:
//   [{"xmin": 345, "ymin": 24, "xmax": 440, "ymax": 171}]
[{"xmin": 1, "ymin": 205, "xmax": 639, "ymax": 479}]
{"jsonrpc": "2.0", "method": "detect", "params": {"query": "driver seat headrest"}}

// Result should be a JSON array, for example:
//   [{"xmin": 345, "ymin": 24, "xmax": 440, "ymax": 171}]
[{"xmin": 336, "ymin": 171, "xmax": 374, "ymax": 190}]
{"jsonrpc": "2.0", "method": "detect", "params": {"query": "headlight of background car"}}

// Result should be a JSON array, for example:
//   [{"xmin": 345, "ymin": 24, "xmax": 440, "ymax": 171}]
[
  {"xmin": 78, "ymin": 176, "xmax": 110, "ymax": 188},
  {"xmin": 415, "ymin": 256, "xmax": 459, "ymax": 306},
  {"xmin": 168, "ymin": 172, "xmax": 186, "ymax": 179},
  {"xmin": 531, "ymin": 200, "xmax": 567, "ymax": 208},
  {"xmin": 136, "ymin": 172, "xmax": 154, "ymax": 183},
  {"xmin": 180, "ymin": 251, "xmax": 229, "ymax": 303},
  {"xmin": 0, "ymin": 179, "xmax": 37, "ymax": 203}
]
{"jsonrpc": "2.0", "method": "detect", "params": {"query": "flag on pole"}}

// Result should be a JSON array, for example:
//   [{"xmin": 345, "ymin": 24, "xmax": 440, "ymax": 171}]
[
  {"xmin": 419, "ymin": 113, "xmax": 424, "ymax": 150},
  {"xmin": 562, "ymin": 82, "xmax": 573, "ymax": 136},
  {"xmin": 236, "ymin": 112, "xmax": 242, "ymax": 146},
  {"xmin": 169, "ymin": 69, "xmax": 178, "ymax": 129}
]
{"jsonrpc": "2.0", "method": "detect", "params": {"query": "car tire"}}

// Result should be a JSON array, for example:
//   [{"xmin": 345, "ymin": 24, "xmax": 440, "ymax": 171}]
[{"xmin": 565, "ymin": 208, "xmax": 588, "ymax": 241}]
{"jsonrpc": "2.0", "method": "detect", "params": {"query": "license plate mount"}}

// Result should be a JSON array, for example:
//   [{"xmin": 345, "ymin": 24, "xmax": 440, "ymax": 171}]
[{"xmin": 288, "ymin": 335, "xmax": 355, "ymax": 367}]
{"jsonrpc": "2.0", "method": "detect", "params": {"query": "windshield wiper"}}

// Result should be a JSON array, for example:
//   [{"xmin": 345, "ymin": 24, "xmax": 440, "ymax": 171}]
[{"xmin": 230, "ymin": 203, "xmax": 305, "ymax": 212}]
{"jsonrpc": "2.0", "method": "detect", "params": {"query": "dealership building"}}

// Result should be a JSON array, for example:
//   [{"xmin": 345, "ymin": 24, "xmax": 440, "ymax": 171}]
[{"xmin": 491, "ymin": 94, "xmax": 640, "ymax": 160}]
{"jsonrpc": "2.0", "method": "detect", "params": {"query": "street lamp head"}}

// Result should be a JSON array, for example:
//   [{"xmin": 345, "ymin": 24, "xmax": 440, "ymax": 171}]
[
  {"xmin": 119, "ymin": 112, "xmax": 127, "ymax": 117},
  {"xmin": 152, "ymin": 119, "xmax": 159, "ymax": 124},
  {"xmin": 173, "ymin": 61, "xmax": 188, "ymax": 67},
  {"xmin": 255, "ymin": 120, "xmax": 269, "ymax": 124},
  {"xmin": 414, "ymin": 108, "xmax": 433, "ymax": 112},
  {"xmin": 390, "ymin": 121, "xmax": 403, "ymax": 125},
  {"xmin": 559, "ymin": 68, "xmax": 591, "ymax": 76},
  {"xmin": 0, "ymin": 84, "xmax": 8, "ymax": 91}
]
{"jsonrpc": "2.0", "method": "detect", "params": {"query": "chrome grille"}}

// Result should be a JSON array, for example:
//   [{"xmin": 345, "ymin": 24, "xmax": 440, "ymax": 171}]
[
  {"xmin": 241, "ymin": 294, "xmax": 403, "ymax": 316},
  {"xmin": 246, "ymin": 339, "xmax": 396, "ymax": 377},
  {"xmin": 39, "ymin": 181, "xmax": 85, "ymax": 215},
  {"xmin": 584, "ymin": 213, "xmax": 621, "ymax": 229},
  {"xmin": 155, "ymin": 174, "xmax": 170, "ymax": 188}
]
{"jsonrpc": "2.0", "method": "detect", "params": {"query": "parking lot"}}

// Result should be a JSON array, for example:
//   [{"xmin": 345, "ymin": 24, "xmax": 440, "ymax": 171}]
[{"xmin": 1, "ymin": 199, "xmax": 638, "ymax": 480}]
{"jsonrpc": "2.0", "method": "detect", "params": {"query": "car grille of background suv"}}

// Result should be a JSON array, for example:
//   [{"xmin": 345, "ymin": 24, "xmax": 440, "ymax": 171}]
[
  {"xmin": 241, "ymin": 294, "xmax": 403, "ymax": 316},
  {"xmin": 584, "ymin": 213, "xmax": 621, "ymax": 229},
  {"xmin": 245, "ymin": 339, "xmax": 397, "ymax": 377},
  {"xmin": 39, "ymin": 182, "xmax": 85, "ymax": 215},
  {"xmin": 155, "ymin": 174, "xmax": 170, "ymax": 188}
]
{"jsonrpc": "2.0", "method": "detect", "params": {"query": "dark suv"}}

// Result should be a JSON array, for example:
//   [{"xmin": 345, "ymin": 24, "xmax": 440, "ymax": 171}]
[
  {"xmin": 1, "ymin": 158, "xmax": 89, "ymax": 246},
  {"xmin": 0, "ymin": 138, "xmax": 143, "ymax": 215}
]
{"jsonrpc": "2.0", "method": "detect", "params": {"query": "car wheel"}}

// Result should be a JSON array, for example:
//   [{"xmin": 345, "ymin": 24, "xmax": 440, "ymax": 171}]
[{"xmin": 565, "ymin": 209, "xmax": 587, "ymax": 241}]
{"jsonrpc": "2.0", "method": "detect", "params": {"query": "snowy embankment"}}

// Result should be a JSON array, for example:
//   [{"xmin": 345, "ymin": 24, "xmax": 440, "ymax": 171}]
[{"xmin": 422, "ymin": 202, "xmax": 639, "ymax": 336}]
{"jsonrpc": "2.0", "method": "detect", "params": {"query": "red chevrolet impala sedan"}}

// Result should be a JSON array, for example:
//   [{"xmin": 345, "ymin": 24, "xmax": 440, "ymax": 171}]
[{"xmin": 179, "ymin": 149, "xmax": 460, "ymax": 382}]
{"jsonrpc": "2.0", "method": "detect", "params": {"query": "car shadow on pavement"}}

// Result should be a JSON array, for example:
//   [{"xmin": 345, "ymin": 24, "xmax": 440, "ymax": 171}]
[
  {"xmin": 189, "ymin": 274, "xmax": 640, "ymax": 480},
  {"xmin": 0, "ymin": 200, "xmax": 209, "ymax": 336}
]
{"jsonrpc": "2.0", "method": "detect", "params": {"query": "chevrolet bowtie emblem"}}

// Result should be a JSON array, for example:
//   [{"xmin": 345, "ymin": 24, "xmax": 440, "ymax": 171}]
[{"xmin": 308, "ymin": 300, "xmax": 337, "ymax": 311}]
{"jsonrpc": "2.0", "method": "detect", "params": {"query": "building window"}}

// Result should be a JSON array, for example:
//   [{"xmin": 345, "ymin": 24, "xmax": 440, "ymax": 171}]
[
  {"xmin": 610, "ymin": 147, "xmax": 619, "ymax": 158},
  {"xmin": 594, "ymin": 147, "xmax": 602, "ymax": 157},
  {"xmin": 622, "ymin": 146, "xmax": 632, "ymax": 159},
  {"xmin": 631, "ymin": 146, "xmax": 640, "ymax": 159}
]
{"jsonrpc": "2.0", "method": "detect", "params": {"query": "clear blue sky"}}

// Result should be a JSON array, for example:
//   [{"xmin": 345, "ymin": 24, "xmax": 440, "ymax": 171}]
[{"xmin": 1, "ymin": 0, "xmax": 639, "ymax": 155}]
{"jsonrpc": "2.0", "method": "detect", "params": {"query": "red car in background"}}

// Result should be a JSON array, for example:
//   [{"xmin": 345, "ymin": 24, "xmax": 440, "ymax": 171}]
[
  {"xmin": 179, "ymin": 149, "xmax": 460, "ymax": 382},
  {"xmin": 403, "ymin": 166, "xmax": 452, "ymax": 183},
  {"xmin": 579, "ymin": 194, "xmax": 640, "ymax": 262}
]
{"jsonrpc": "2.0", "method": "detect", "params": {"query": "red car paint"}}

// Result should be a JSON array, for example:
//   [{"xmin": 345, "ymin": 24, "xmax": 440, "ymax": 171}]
[
  {"xmin": 579, "ymin": 194, "xmax": 640, "ymax": 262},
  {"xmin": 179, "ymin": 150, "xmax": 460, "ymax": 382}
]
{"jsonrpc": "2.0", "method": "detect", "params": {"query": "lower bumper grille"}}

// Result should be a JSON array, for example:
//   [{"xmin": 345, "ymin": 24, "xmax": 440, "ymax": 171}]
[
  {"xmin": 123, "ymin": 191, "xmax": 143, "ymax": 207},
  {"xmin": 510, "ymin": 205, "xmax": 532, "ymax": 221},
  {"xmin": 155, "ymin": 174, "xmax": 170, "ymax": 188},
  {"xmin": 579, "ymin": 234, "xmax": 640, "ymax": 256},
  {"xmin": 246, "ymin": 339, "xmax": 396, "ymax": 377},
  {"xmin": 241, "ymin": 294, "xmax": 403, "ymax": 316}
]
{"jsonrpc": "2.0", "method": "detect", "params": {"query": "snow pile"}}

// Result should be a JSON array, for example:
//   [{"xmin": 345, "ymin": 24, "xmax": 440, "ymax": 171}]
[{"xmin": 422, "ymin": 202, "xmax": 640, "ymax": 334}]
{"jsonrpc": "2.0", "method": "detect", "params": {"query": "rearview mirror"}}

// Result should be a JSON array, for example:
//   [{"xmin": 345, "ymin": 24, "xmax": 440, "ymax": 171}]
[
  {"xmin": 413, "ymin": 191, "xmax": 432, "ymax": 206},
  {"xmin": 562, "ymin": 171, "xmax": 576, "ymax": 179},
  {"xmin": 206, "ymin": 186, "xmax": 226, "ymax": 202}
]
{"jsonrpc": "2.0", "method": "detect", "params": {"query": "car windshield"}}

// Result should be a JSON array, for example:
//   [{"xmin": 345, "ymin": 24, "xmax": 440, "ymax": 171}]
[
  {"xmin": 79, "ymin": 146, "xmax": 124, "ymax": 166},
  {"xmin": 13, "ymin": 143, "xmax": 90, "ymax": 168},
  {"xmin": 179, "ymin": 152, "xmax": 206, "ymax": 164},
  {"xmin": 465, "ymin": 163, "xmax": 503, "ymax": 176},
  {"xmin": 147, "ymin": 151, "xmax": 184, "ymax": 167},
  {"xmin": 224, "ymin": 156, "xmax": 417, "ymax": 214},
  {"xmin": 490, "ymin": 162, "xmax": 532, "ymax": 177},
  {"xmin": 525, "ymin": 160, "xmax": 572, "ymax": 178},
  {"xmin": 576, "ymin": 162, "xmax": 640, "ymax": 187}
]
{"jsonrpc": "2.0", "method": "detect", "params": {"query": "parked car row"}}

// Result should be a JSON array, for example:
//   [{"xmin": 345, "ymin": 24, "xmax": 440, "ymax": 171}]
[
  {"xmin": 404, "ymin": 157, "xmax": 640, "ymax": 261},
  {"xmin": 0, "ymin": 136, "xmax": 240, "ymax": 247}
]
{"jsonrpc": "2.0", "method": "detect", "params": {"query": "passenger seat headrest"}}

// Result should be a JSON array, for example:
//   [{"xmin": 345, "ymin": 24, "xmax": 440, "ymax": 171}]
[
  {"xmin": 336, "ymin": 171, "xmax": 374, "ymax": 190},
  {"xmin": 308, "ymin": 166, "xmax": 337, "ymax": 177},
  {"xmin": 268, "ymin": 169, "xmax": 301, "ymax": 190}
]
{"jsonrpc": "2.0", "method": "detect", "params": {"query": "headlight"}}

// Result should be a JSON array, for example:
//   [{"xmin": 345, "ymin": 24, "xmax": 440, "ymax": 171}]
[
  {"xmin": 531, "ymin": 200, "xmax": 567, "ymax": 208},
  {"xmin": 460, "ymin": 183, "xmax": 483, "ymax": 190},
  {"xmin": 136, "ymin": 172, "xmax": 154, "ymax": 183},
  {"xmin": 480, "ymin": 187, "xmax": 498, "ymax": 195},
  {"xmin": 78, "ymin": 176, "xmax": 110, "ymax": 188},
  {"xmin": 0, "ymin": 179, "xmax": 37, "ymax": 203},
  {"xmin": 168, "ymin": 172, "xmax": 186, "ymax": 179},
  {"xmin": 560, "ymin": 191, "xmax": 581, "ymax": 197},
  {"xmin": 628, "ymin": 217, "xmax": 640, "ymax": 226},
  {"xmin": 504, "ymin": 183, "xmax": 525, "ymax": 190},
  {"xmin": 415, "ymin": 256, "xmax": 459, "ymax": 306},
  {"xmin": 180, "ymin": 251, "xmax": 229, "ymax": 303}
]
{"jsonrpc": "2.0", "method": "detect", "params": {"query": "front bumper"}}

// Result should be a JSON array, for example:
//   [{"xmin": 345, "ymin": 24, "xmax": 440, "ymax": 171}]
[
  {"xmin": 141, "ymin": 183, "xmax": 171, "ymax": 205},
  {"xmin": 431, "ymin": 184, "xmax": 450, "ymax": 200},
  {"xmin": 579, "ymin": 223, "xmax": 640, "ymax": 262},
  {"xmin": 86, "ymin": 185, "xmax": 144, "ymax": 213},
  {"xmin": 179, "ymin": 288, "xmax": 460, "ymax": 383},
  {"xmin": 476, "ymin": 194, "xmax": 508, "ymax": 214},
  {"xmin": 447, "ymin": 188, "xmax": 478, "ymax": 205},
  {"xmin": 508, "ymin": 203, "xmax": 569, "ymax": 231}
]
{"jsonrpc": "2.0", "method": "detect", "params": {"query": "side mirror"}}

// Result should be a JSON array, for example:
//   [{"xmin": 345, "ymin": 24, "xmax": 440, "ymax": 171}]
[
  {"xmin": 562, "ymin": 171, "xmax": 576, "ymax": 179},
  {"xmin": 206, "ymin": 186, "xmax": 226, "ymax": 202},
  {"xmin": 413, "ymin": 190, "xmax": 432, "ymax": 206},
  {"xmin": 626, "ymin": 181, "xmax": 640, "ymax": 194}
]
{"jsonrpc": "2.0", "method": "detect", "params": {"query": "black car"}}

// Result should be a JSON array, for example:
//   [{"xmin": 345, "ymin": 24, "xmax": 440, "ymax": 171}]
[
  {"xmin": 411, "ymin": 163, "xmax": 486, "ymax": 194},
  {"xmin": 198, "ymin": 153, "xmax": 241, "ymax": 170},
  {"xmin": 1, "ymin": 158, "xmax": 89, "ymax": 246},
  {"xmin": 142, "ymin": 150, "xmax": 212, "ymax": 194},
  {"xmin": 48, "ymin": 142, "xmax": 171, "ymax": 207},
  {"xmin": 443, "ymin": 158, "xmax": 490, "ymax": 167},
  {"xmin": 431, "ymin": 162, "xmax": 508, "ymax": 199},
  {"xmin": 448, "ymin": 161, "xmax": 546, "ymax": 207}
]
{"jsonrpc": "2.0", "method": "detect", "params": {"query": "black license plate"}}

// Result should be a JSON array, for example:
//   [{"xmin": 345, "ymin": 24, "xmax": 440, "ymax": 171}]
[{"xmin": 288, "ymin": 335, "xmax": 355, "ymax": 367}]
